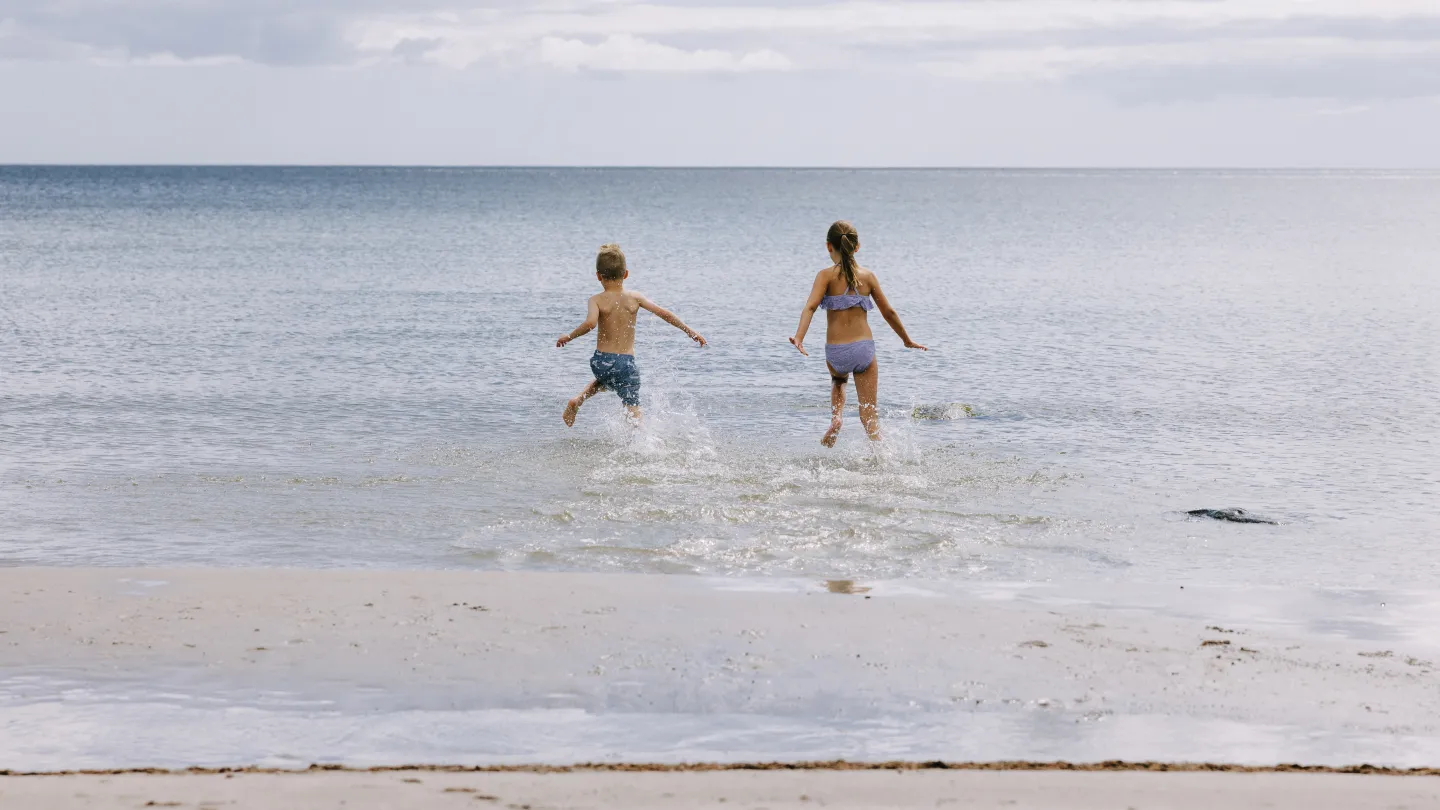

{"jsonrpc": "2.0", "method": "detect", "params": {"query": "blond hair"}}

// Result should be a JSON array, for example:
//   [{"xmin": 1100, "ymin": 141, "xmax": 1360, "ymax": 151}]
[{"xmin": 596, "ymin": 243, "xmax": 626, "ymax": 280}]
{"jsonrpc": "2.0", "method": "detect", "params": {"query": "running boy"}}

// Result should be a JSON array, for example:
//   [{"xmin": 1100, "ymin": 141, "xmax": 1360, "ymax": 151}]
[{"xmin": 557, "ymin": 243, "xmax": 705, "ymax": 425}]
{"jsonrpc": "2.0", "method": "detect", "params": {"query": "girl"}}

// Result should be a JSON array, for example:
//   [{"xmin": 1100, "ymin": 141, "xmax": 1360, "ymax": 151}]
[{"xmin": 789, "ymin": 221, "xmax": 926, "ymax": 446}]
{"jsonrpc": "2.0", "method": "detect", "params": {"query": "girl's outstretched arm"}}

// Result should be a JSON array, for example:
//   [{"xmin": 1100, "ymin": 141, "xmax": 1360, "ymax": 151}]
[
  {"xmin": 637, "ymin": 294, "xmax": 706, "ymax": 346},
  {"xmin": 870, "ymin": 275, "xmax": 927, "ymax": 351},
  {"xmin": 789, "ymin": 271, "xmax": 830, "ymax": 356}
]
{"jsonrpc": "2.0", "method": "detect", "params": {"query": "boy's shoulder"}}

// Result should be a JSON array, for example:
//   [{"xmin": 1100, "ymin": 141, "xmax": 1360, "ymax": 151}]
[{"xmin": 592, "ymin": 288, "xmax": 645, "ymax": 306}]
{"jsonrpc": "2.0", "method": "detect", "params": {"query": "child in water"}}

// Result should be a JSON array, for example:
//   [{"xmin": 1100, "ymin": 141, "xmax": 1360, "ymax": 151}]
[
  {"xmin": 557, "ymin": 243, "xmax": 706, "ymax": 425},
  {"xmin": 789, "ymin": 221, "xmax": 926, "ymax": 445}
]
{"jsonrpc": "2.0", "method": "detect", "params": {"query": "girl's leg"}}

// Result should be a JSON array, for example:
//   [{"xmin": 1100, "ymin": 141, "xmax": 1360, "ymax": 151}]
[
  {"xmin": 854, "ymin": 360, "xmax": 881, "ymax": 441},
  {"xmin": 823, "ymin": 363, "xmax": 847, "ymax": 447},
  {"xmin": 563, "ymin": 380, "xmax": 604, "ymax": 426}
]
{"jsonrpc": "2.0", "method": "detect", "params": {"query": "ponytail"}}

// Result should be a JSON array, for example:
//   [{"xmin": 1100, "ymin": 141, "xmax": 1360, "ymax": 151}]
[{"xmin": 826, "ymin": 220, "xmax": 861, "ymax": 291}]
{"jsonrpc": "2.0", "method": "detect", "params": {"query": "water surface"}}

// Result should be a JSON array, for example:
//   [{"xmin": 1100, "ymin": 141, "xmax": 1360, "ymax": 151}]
[{"xmin": 3, "ymin": 167, "xmax": 1437, "ymax": 586}]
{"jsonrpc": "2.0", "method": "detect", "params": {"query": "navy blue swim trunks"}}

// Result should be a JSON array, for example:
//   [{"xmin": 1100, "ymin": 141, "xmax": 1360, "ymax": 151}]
[{"xmin": 590, "ymin": 351, "xmax": 641, "ymax": 407}]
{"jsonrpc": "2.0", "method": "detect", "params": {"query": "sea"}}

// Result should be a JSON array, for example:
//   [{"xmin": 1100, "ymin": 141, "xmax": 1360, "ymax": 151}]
[
  {"xmin": 3, "ymin": 166, "xmax": 1439, "ymax": 770},
  {"xmin": 3, "ymin": 166, "xmax": 1436, "ymax": 586}
]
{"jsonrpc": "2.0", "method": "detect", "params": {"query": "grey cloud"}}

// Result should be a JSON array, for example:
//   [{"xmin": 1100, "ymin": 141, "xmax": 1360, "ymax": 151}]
[
  {"xmin": 391, "ymin": 37, "xmax": 444, "ymax": 63},
  {"xmin": 1, "ymin": 0, "xmax": 802, "ymax": 67},
  {"xmin": 861, "ymin": 14, "xmax": 1440, "ymax": 104},
  {"xmin": 0, "ymin": 29, "xmax": 82, "ymax": 60},
  {"xmin": 1233, "ymin": 15, "xmax": 1440, "ymax": 44},
  {"xmin": 859, "ymin": 14, "xmax": 1440, "ymax": 60},
  {"xmin": 5, "ymin": 4, "xmax": 361, "ymax": 65},
  {"xmin": 1074, "ymin": 54, "xmax": 1440, "ymax": 104},
  {"xmin": 1053, "ymin": 15, "xmax": 1440, "ymax": 50},
  {"xmin": 4, "ymin": 0, "xmax": 1440, "ymax": 109},
  {"xmin": 2, "ymin": 0, "xmax": 505, "ymax": 65}
]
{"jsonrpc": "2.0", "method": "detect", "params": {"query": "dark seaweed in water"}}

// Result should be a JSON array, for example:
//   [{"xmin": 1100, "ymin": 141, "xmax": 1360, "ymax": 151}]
[{"xmin": 1187, "ymin": 508, "xmax": 1279, "ymax": 525}]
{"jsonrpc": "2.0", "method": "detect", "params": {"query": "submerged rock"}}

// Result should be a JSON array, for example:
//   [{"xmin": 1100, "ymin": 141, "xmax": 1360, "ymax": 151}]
[
  {"xmin": 1186, "ymin": 508, "xmax": 1279, "ymax": 525},
  {"xmin": 912, "ymin": 403, "xmax": 976, "ymax": 420}
]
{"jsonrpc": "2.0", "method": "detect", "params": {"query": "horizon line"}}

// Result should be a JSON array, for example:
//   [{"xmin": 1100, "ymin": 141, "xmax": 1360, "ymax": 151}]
[{"xmin": 3, "ymin": 163, "xmax": 1437, "ymax": 171}]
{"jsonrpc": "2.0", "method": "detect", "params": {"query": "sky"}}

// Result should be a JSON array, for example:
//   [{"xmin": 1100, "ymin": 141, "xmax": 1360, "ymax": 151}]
[{"xmin": 3, "ymin": 1, "xmax": 1440, "ymax": 166}]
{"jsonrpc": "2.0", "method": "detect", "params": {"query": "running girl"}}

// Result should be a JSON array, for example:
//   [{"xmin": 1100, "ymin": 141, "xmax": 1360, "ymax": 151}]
[{"xmin": 788, "ymin": 221, "xmax": 926, "ymax": 446}]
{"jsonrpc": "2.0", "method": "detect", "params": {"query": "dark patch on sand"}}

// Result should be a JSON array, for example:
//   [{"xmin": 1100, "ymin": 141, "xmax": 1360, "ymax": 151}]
[{"xmin": 10, "ymin": 761, "xmax": 1440, "ymax": 777}]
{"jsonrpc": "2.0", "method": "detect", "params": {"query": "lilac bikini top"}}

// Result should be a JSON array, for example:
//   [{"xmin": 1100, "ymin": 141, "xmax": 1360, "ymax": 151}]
[{"xmin": 820, "ymin": 286, "xmax": 875, "ymax": 312}]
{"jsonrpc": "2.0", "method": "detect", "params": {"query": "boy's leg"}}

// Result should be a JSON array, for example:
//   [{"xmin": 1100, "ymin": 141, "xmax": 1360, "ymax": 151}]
[
  {"xmin": 563, "ymin": 380, "xmax": 604, "ymax": 427},
  {"xmin": 616, "ymin": 357, "xmax": 642, "ymax": 427},
  {"xmin": 823, "ymin": 363, "xmax": 847, "ymax": 447},
  {"xmin": 854, "ymin": 361, "xmax": 881, "ymax": 441}
]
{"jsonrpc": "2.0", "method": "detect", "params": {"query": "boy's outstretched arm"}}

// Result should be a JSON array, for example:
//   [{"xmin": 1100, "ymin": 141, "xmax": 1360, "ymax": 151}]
[
  {"xmin": 637, "ymin": 294, "xmax": 706, "ymax": 346},
  {"xmin": 556, "ymin": 298, "xmax": 600, "ymax": 347},
  {"xmin": 870, "ymin": 276, "xmax": 927, "ymax": 351}
]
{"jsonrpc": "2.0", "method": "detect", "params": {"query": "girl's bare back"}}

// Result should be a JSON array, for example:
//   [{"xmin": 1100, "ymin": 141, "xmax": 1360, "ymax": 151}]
[{"xmin": 821, "ymin": 266, "xmax": 877, "ymax": 345}]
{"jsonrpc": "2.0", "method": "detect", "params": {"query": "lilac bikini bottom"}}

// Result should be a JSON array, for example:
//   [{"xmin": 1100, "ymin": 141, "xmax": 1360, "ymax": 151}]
[{"xmin": 825, "ymin": 340, "xmax": 875, "ymax": 378}]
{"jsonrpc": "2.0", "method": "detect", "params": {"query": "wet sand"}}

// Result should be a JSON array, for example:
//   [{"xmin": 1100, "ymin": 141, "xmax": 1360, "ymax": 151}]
[
  {"xmin": 6, "ymin": 767, "xmax": 1440, "ymax": 809},
  {"xmin": 2, "ymin": 568, "xmax": 1438, "ymax": 773}
]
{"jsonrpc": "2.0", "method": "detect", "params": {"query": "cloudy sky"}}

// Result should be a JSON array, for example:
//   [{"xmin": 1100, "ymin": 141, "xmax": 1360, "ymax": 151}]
[{"xmin": 3, "ymin": 1, "xmax": 1439, "ymax": 165}]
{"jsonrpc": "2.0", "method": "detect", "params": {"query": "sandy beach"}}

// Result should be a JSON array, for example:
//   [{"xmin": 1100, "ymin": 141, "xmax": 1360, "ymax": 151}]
[
  {"xmin": 4, "ymin": 568, "xmax": 1437, "ymax": 728},
  {"xmin": 6, "ymin": 767, "xmax": 1440, "ymax": 809},
  {"xmin": 3, "ymin": 568, "xmax": 1439, "ymax": 805}
]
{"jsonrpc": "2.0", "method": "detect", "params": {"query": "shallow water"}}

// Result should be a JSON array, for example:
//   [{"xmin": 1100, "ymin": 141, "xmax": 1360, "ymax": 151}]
[
  {"xmin": 3, "ymin": 167, "xmax": 1438, "ymax": 586},
  {"xmin": 8, "ymin": 698, "xmax": 1439, "ymax": 772}
]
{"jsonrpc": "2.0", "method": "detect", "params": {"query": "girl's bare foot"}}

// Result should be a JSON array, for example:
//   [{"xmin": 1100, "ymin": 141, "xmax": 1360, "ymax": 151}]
[
  {"xmin": 563, "ymin": 397, "xmax": 583, "ymax": 427},
  {"xmin": 821, "ymin": 418, "xmax": 843, "ymax": 447}
]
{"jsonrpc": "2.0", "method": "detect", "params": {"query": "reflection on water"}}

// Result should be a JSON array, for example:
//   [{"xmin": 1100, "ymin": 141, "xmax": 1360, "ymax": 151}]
[{"xmin": 967, "ymin": 581, "xmax": 1440, "ymax": 651}]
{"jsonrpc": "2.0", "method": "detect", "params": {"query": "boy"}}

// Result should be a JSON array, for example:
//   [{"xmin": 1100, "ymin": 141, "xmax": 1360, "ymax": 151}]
[{"xmin": 556, "ymin": 243, "xmax": 705, "ymax": 425}]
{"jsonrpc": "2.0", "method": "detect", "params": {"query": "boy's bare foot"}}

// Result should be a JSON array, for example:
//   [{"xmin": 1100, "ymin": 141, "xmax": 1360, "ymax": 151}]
[
  {"xmin": 821, "ymin": 418, "xmax": 842, "ymax": 447},
  {"xmin": 563, "ymin": 397, "xmax": 583, "ymax": 427}
]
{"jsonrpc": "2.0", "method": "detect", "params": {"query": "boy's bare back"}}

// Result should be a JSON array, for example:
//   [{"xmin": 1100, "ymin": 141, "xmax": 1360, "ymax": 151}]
[{"xmin": 591, "ymin": 289, "xmax": 643, "ymax": 355}]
